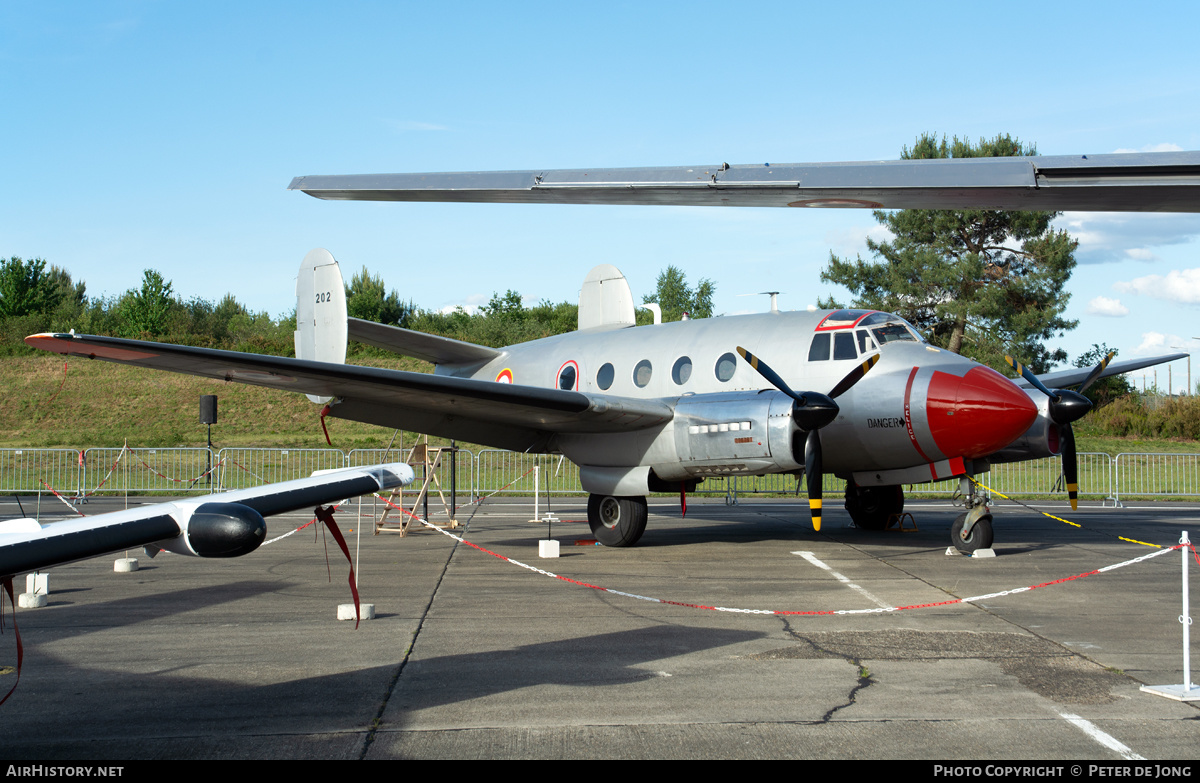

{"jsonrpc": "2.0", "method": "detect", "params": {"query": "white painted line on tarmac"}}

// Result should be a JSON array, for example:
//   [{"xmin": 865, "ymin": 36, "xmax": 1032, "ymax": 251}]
[
  {"xmin": 793, "ymin": 551, "xmax": 891, "ymax": 609},
  {"xmin": 1059, "ymin": 713, "xmax": 1145, "ymax": 760}
]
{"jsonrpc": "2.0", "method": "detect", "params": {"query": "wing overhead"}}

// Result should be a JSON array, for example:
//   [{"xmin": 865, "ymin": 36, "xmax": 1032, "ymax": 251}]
[
  {"xmin": 288, "ymin": 151, "xmax": 1200, "ymax": 213},
  {"xmin": 25, "ymin": 333, "xmax": 673, "ymax": 452},
  {"xmin": 1020, "ymin": 353, "xmax": 1188, "ymax": 391},
  {"xmin": 0, "ymin": 463, "xmax": 413, "ymax": 578}
]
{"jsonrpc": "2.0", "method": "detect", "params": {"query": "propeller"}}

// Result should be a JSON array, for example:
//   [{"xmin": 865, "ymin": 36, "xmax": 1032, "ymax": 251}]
[
  {"xmin": 737, "ymin": 347, "xmax": 879, "ymax": 531},
  {"xmin": 1005, "ymin": 352, "xmax": 1113, "ymax": 510}
]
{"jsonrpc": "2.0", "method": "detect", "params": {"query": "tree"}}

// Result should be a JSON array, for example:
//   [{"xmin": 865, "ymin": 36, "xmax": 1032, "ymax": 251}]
[
  {"xmin": 1075, "ymin": 343, "xmax": 1132, "ymax": 408},
  {"xmin": 119, "ymin": 269, "xmax": 176, "ymax": 337},
  {"xmin": 345, "ymin": 267, "xmax": 412, "ymax": 326},
  {"xmin": 820, "ymin": 133, "xmax": 1078, "ymax": 373},
  {"xmin": 642, "ymin": 265, "xmax": 715, "ymax": 321},
  {"xmin": 0, "ymin": 257, "xmax": 62, "ymax": 317}
]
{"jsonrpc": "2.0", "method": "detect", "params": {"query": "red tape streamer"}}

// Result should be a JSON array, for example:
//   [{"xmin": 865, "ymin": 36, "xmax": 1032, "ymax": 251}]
[
  {"xmin": 313, "ymin": 506, "xmax": 360, "ymax": 629},
  {"xmin": 319, "ymin": 404, "xmax": 333, "ymax": 446},
  {"xmin": 0, "ymin": 577, "xmax": 23, "ymax": 706}
]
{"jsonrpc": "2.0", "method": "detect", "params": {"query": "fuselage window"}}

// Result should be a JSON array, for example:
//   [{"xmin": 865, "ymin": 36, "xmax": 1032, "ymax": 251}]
[
  {"xmin": 808, "ymin": 333, "xmax": 831, "ymax": 361},
  {"xmin": 558, "ymin": 364, "xmax": 577, "ymax": 390},
  {"xmin": 672, "ymin": 356, "xmax": 692, "ymax": 385},
  {"xmin": 633, "ymin": 359, "xmax": 653, "ymax": 388},
  {"xmin": 715, "ymin": 352, "xmax": 737, "ymax": 382},
  {"xmin": 597, "ymin": 363, "xmax": 615, "ymax": 390},
  {"xmin": 833, "ymin": 332, "xmax": 857, "ymax": 360}
]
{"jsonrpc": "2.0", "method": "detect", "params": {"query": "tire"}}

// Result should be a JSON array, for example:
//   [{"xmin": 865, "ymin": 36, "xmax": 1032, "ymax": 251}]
[
  {"xmin": 587, "ymin": 495, "xmax": 648, "ymax": 547},
  {"xmin": 845, "ymin": 484, "xmax": 904, "ymax": 530},
  {"xmin": 951, "ymin": 513, "xmax": 994, "ymax": 554}
]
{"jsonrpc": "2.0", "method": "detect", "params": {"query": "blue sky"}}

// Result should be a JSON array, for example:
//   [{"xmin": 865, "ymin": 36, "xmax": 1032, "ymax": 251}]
[{"xmin": 4, "ymin": 2, "xmax": 1199, "ymax": 389}]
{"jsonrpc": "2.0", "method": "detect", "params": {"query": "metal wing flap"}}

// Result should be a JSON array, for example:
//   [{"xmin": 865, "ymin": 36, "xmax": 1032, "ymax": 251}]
[
  {"xmin": 1022, "ymin": 353, "xmax": 1188, "ymax": 391},
  {"xmin": 24, "ymin": 333, "xmax": 673, "ymax": 449},
  {"xmin": 288, "ymin": 151, "xmax": 1200, "ymax": 212}
]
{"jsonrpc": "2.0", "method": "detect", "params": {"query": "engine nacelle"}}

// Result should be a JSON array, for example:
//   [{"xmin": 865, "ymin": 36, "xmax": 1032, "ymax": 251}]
[
  {"xmin": 157, "ymin": 502, "xmax": 268, "ymax": 558},
  {"xmin": 652, "ymin": 390, "xmax": 802, "ymax": 482},
  {"xmin": 986, "ymin": 395, "xmax": 1062, "ymax": 465}
]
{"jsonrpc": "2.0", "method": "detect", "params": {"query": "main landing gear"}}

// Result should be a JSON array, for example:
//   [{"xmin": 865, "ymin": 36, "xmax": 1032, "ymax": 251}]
[
  {"xmin": 586, "ymin": 494, "xmax": 648, "ymax": 547},
  {"xmin": 844, "ymin": 482, "xmax": 904, "ymax": 530},
  {"xmin": 951, "ymin": 476, "xmax": 993, "ymax": 554}
]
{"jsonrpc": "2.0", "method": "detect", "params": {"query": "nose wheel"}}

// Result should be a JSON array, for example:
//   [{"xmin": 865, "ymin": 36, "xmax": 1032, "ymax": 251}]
[
  {"xmin": 951, "ymin": 476, "xmax": 994, "ymax": 554},
  {"xmin": 951, "ymin": 510, "xmax": 994, "ymax": 553}
]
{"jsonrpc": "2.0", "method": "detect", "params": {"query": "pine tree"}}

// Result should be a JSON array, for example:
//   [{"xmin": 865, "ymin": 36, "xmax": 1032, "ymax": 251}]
[{"xmin": 820, "ymin": 133, "xmax": 1077, "ymax": 373}]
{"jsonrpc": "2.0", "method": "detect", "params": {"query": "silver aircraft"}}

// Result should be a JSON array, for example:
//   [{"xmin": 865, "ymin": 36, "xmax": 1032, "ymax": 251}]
[{"xmin": 26, "ymin": 150, "xmax": 1200, "ymax": 553}]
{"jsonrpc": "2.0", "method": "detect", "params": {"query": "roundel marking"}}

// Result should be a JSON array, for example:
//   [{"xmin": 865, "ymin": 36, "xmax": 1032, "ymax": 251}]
[
  {"xmin": 556, "ymin": 360, "xmax": 579, "ymax": 391},
  {"xmin": 496, "ymin": 368, "xmax": 514, "ymax": 384}
]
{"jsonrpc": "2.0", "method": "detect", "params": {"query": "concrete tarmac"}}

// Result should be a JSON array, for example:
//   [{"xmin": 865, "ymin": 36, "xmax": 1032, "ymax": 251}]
[{"xmin": 1, "ymin": 493, "xmax": 1197, "ymax": 760}]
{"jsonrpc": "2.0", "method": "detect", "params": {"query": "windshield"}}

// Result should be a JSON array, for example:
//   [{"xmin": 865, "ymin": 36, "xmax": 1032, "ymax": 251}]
[{"xmin": 863, "ymin": 312, "xmax": 925, "ymax": 345}]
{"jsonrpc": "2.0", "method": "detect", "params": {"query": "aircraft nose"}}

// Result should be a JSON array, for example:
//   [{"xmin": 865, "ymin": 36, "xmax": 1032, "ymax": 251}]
[{"xmin": 926, "ymin": 366, "xmax": 1038, "ymax": 459}]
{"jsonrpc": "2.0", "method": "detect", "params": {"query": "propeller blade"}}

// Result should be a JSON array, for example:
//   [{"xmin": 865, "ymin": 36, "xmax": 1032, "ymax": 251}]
[
  {"xmin": 737, "ymin": 346, "xmax": 800, "ymax": 401},
  {"xmin": 1061, "ymin": 423, "xmax": 1079, "ymax": 511},
  {"xmin": 738, "ymin": 346, "xmax": 841, "ymax": 430},
  {"xmin": 828, "ymin": 354, "xmax": 881, "ymax": 399},
  {"xmin": 1076, "ymin": 351, "xmax": 1116, "ymax": 396},
  {"xmin": 804, "ymin": 429, "xmax": 823, "ymax": 532},
  {"xmin": 1005, "ymin": 355, "xmax": 1058, "ymax": 399}
]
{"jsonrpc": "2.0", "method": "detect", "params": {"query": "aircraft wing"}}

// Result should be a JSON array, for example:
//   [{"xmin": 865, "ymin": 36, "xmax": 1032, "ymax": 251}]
[
  {"xmin": 25, "ymin": 333, "xmax": 674, "ymax": 452},
  {"xmin": 287, "ymin": 151, "xmax": 1200, "ymax": 213},
  {"xmin": 0, "ymin": 463, "xmax": 413, "ymax": 578},
  {"xmin": 1022, "ymin": 353, "xmax": 1188, "ymax": 391}
]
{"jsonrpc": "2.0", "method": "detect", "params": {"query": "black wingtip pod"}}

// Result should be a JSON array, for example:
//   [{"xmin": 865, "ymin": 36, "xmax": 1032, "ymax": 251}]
[{"xmin": 186, "ymin": 503, "xmax": 268, "ymax": 558}]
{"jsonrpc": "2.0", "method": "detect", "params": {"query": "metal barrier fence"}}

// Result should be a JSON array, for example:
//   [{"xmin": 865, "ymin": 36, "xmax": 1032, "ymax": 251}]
[
  {"xmin": 0, "ymin": 449, "xmax": 82, "ymax": 494},
  {"xmin": 1115, "ymin": 453, "xmax": 1200, "ymax": 504},
  {"xmin": 1, "ymin": 447, "xmax": 1197, "ymax": 504},
  {"xmin": 83, "ymin": 447, "xmax": 216, "ymax": 495}
]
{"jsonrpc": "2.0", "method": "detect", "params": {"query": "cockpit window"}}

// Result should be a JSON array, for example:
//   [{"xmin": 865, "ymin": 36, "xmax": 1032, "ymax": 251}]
[
  {"xmin": 871, "ymin": 324, "xmax": 919, "ymax": 345},
  {"xmin": 808, "ymin": 333, "xmax": 831, "ymax": 361},
  {"xmin": 856, "ymin": 329, "xmax": 878, "ymax": 354},
  {"xmin": 833, "ymin": 332, "xmax": 857, "ymax": 360}
]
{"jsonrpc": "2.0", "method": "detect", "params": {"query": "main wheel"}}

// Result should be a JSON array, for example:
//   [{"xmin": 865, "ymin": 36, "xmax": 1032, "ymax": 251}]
[
  {"xmin": 845, "ymin": 483, "xmax": 904, "ymax": 530},
  {"xmin": 950, "ymin": 513, "xmax": 994, "ymax": 554},
  {"xmin": 587, "ymin": 494, "xmax": 648, "ymax": 547}
]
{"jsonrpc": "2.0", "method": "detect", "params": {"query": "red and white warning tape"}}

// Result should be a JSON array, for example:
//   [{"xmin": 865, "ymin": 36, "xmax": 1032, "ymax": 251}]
[{"xmin": 379, "ymin": 491, "xmax": 1190, "ymax": 616}]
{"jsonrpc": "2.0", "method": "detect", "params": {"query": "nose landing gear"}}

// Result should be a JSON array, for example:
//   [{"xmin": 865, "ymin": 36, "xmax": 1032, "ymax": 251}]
[{"xmin": 951, "ymin": 477, "xmax": 993, "ymax": 554}]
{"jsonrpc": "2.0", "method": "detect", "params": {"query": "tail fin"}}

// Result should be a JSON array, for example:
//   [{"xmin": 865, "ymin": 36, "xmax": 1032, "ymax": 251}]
[{"xmin": 294, "ymin": 248, "xmax": 348, "ymax": 403}]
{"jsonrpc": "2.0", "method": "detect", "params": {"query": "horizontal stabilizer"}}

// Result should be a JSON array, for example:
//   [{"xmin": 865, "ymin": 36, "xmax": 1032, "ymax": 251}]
[{"xmin": 347, "ymin": 317, "xmax": 500, "ymax": 366}]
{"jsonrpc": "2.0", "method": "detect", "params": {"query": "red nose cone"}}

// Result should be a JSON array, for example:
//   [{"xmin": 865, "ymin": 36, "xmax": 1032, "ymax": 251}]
[{"xmin": 927, "ymin": 366, "xmax": 1038, "ymax": 459}]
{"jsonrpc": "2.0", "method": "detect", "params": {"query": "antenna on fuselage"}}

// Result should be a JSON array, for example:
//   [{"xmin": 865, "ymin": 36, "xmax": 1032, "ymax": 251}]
[
  {"xmin": 639, "ymin": 303, "xmax": 662, "ymax": 325},
  {"xmin": 738, "ymin": 291, "xmax": 782, "ymax": 313}
]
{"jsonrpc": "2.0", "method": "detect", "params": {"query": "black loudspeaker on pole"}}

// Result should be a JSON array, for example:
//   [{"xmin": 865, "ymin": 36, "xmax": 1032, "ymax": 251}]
[{"xmin": 200, "ymin": 395, "xmax": 217, "ymax": 486}]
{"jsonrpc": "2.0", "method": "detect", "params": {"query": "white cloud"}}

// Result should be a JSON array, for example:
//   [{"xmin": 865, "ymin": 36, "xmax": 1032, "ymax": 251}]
[
  {"xmin": 1112, "ymin": 143, "xmax": 1184, "ymax": 153},
  {"xmin": 1114, "ymin": 267, "xmax": 1200, "ymax": 305},
  {"xmin": 1132, "ymin": 331, "xmax": 1190, "ymax": 356},
  {"xmin": 1054, "ymin": 212, "xmax": 1200, "ymax": 264},
  {"xmin": 1086, "ymin": 296, "xmax": 1129, "ymax": 317},
  {"xmin": 823, "ymin": 224, "xmax": 893, "ymax": 258},
  {"xmin": 438, "ymin": 292, "xmax": 490, "ymax": 315}
]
